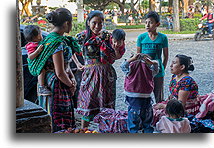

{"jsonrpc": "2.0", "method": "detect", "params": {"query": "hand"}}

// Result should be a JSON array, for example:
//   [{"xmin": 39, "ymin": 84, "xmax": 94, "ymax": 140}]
[
  {"xmin": 77, "ymin": 63, "xmax": 84, "ymax": 71},
  {"xmin": 70, "ymin": 78, "xmax": 77, "ymax": 96},
  {"xmin": 37, "ymin": 44, "xmax": 44, "ymax": 52},
  {"xmin": 127, "ymin": 53, "xmax": 140, "ymax": 63},
  {"xmin": 144, "ymin": 57, "xmax": 156, "ymax": 65},
  {"xmin": 71, "ymin": 78, "xmax": 77, "ymax": 87},
  {"xmin": 155, "ymin": 103, "xmax": 167, "ymax": 109},
  {"xmin": 112, "ymin": 40, "xmax": 124, "ymax": 51}
]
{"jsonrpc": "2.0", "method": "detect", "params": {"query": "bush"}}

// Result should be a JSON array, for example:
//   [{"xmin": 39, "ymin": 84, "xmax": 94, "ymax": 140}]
[
  {"xmin": 116, "ymin": 24, "xmax": 145, "ymax": 29},
  {"xmin": 180, "ymin": 18, "xmax": 200, "ymax": 31},
  {"xmin": 193, "ymin": 13, "xmax": 202, "ymax": 19},
  {"xmin": 70, "ymin": 21, "xmax": 85, "ymax": 36}
]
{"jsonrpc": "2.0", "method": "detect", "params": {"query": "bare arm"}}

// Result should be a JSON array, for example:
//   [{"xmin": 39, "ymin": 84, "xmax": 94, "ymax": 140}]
[
  {"xmin": 28, "ymin": 45, "xmax": 43, "ymax": 60},
  {"xmin": 137, "ymin": 47, "xmax": 141, "ymax": 53},
  {"xmin": 162, "ymin": 47, "xmax": 168, "ymax": 69},
  {"xmin": 52, "ymin": 51, "xmax": 75, "ymax": 88},
  {"xmin": 72, "ymin": 54, "xmax": 84, "ymax": 71},
  {"xmin": 178, "ymin": 90, "xmax": 190, "ymax": 106}
]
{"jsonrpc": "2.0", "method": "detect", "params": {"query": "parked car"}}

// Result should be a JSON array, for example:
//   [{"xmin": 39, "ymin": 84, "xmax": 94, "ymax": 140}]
[{"xmin": 20, "ymin": 24, "xmax": 84, "ymax": 107}]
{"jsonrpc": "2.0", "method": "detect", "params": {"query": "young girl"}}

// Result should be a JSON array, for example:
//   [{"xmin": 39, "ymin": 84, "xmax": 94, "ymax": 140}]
[
  {"xmin": 23, "ymin": 25, "xmax": 51, "ymax": 95},
  {"xmin": 156, "ymin": 99, "xmax": 191, "ymax": 133},
  {"xmin": 137, "ymin": 11, "xmax": 169, "ymax": 103},
  {"xmin": 121, "ymin": 53, "xmax": 159, "ymax": 133},
  {"xmin": 76, "ymin": 10, "xmax": 125, "ymax": 128}
]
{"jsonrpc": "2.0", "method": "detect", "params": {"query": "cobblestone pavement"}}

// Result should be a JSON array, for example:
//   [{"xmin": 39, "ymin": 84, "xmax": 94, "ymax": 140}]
[{"xmin": 75, "ymin": 36, "xmax": 214, "ymax": 131}]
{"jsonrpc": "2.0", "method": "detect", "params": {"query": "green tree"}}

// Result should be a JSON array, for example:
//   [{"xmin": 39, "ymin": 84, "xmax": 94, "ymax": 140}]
[{"xmin": 83, "ymin": 0, "xmax": 111, "ymax": 11}]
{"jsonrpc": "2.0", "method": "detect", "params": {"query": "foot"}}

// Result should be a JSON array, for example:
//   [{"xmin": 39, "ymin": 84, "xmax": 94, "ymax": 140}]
[{"xmin": 38, "ymin": 86, "xmax": 51, "ymax": 95}]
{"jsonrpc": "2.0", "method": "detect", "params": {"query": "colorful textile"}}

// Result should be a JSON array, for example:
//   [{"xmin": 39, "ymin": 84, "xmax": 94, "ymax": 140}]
[
  {"xmin": 27, "ymin": 32, "xmax": 80, "ymax": 76},
  {"xmin": 169, "ymin": 74, "xmax": 200, "ymax": 115},
  {"xmin": 76, "ymin": 60, "xmax": 117, "ymax": 118},
  {"xmin": 76, "ymin": 30, "xmax": 117, "ymax": 119},
  {"xmin": 152, "ymin": 101, "xmax": 168, "ymax": 126},
  {"xmin": 156, "ymin": 116, "xmax": 191, "ymax": 133},
  {"xmin": 93, "ymin": 108, "xmax": 128, "ymax": 133},
  {"xmin": 25, "ymin": 42, "xmax": 39, "ymax": 54},
  {"xmin": 187, "ymin": 114, "xmax": 214, "ymax": 133},
  {"xmin": 137, "ymin": 32, "xmax": 168, "ymax": 77},
  {"xmin": 36, "ymin": 33, "xmax": 77, "ymax": 132},
  {"xmin": 196, "ymin": 93, "xmax": 214, "ymax": 118},
  {"xmin": 45, "ymin": 71, "xmax": 75, "ymax": 132},
  {"xmin": 76, "ymin": 30, "xmax": 121, "ymax": 64}
]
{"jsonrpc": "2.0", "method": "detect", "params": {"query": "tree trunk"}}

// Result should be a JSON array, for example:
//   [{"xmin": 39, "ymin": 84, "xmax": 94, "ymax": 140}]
[
  {"xmin": 149, "ymin": 0, "xmax": 156, "ymax": 11},
  {"xmin": 76, "ymin": 0, "xmax": 84, "ymax": 22},
  {"xmin": 16, "ymin": 0, "xmax": 24, "ymax": 108},
  {"xmin": 183, "ymin": 0, "xmax": 188, "ymax": 17},
  {"xmin": 173, "ymin": 0, "xmax": 180, "ymax": 32},
  {"xmin": 112, "ymin": 0, "xmax": 126, "ymax": 14},
  {"xmin": 168, "ymin": 0, "xmax": 173, "ymax": 13},
  {"xmin": 20, "ymin": 0, "xmax": 32, "ymax": 16},
  {"xmin": 188, "ymin": 0, "xmax": 194, "ymax": 5}
]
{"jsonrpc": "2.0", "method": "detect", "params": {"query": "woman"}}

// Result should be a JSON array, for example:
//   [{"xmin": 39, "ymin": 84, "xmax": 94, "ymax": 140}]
[
  {"xmin": 169, "ymin": 54, "xmax": 199, "ymax": 115},
  {"xmin": 28, "ymin": 8, "xmax": 80, "ymax": 132},
  {"xmin": 75, "ymin": 10, "xmax": 125, "ymax": 128},
  {"xmin": 153, "ymin": 54, "xmax": 200, "ymax": 126}
]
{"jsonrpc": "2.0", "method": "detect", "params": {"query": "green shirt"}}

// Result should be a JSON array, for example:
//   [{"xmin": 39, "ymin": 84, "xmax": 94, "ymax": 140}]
[{"xmin": 137, "ymin": 32, "xmax": 168, "ymax": 77}]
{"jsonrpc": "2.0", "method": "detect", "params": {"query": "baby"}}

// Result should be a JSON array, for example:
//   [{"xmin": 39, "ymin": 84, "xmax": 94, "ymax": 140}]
[{"xmin": 24, "ymin": 25, "xmax": 51, "ymax": 95}]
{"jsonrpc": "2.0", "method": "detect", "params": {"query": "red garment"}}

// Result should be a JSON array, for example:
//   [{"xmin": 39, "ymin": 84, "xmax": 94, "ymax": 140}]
[
  {"xmin": 38, "ymin": 20, "xmax": 47, "ymax": 24},
  {"xmin": 124, "ymin": 60, "xmax": 154, "ymax": 94},
  {"xmin": 201, "ymin": 13, "xmax": 214, "ymax": 23},
  {"xmin": 25, "ymin": 42, "xmax": 39, "ymax": 54}
]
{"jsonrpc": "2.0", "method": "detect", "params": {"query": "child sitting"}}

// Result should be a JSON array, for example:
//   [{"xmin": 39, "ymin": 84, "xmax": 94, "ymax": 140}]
[
  {"xmin": 156, "ymin": 99, "xmax": 191, "ymax": 133},
  {"xmin": 23, "ymin": 25, "xmax": 51, "ymax": 95},
  {"xmin": 121, "ymin": 53, "xmax": 159, "ymax": 133}
]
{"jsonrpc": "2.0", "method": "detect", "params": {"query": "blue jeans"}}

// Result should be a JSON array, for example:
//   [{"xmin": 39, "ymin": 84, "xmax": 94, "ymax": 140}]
[
  {"xmin": 207, "ymin": 22, "xmax": 213, "ymax": 34},
  {"xmin": 126, "ymin": 96, "xmax": 154, "ymax": 133}
]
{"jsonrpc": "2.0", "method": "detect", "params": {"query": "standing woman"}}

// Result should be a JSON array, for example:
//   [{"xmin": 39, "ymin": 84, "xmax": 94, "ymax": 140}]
[
  {"xmin": 28, "ymin": 8, "xmax": 79, "ymax": 132},
  {"xmin": 76, "ymin": 10, "xmax": 124, "ymax": 128}
]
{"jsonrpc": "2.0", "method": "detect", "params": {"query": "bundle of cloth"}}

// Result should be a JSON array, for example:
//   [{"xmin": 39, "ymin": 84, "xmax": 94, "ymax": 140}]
[{"xmin": 196, "ymin": 92, "xmax": 214, "ymax": 119}]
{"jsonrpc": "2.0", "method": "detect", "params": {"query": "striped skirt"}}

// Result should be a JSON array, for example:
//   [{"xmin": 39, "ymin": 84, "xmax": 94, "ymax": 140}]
[
  {"xmin": 76, "ymin": 62, "xmax": 117, "ymax": 119},
  {"xmin": 46, "ymin": 71, "xmax": 75, "ymax": 132}
]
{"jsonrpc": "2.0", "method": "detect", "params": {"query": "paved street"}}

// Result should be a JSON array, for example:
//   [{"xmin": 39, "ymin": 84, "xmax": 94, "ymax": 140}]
[
  {"xmin": 76, "ymin": 31, "xmax": 214, "ymax": 130},
  {"xmin": 113, "ymin": 32, "xmax": 214, "ymax": 111}
]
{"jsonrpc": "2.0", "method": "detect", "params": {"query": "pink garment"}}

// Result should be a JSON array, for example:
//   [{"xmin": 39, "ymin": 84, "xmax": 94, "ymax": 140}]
[
  {"xmin": 156, "ymin": 116, "xmax": 191, "ymax": 133},
  {"xmin": 25, "ymin": 42, "xmax": 39, "ymax": 54},
  {"xmin": 196, "ymin": 92, "xmax": 214, "ymax": 118}
]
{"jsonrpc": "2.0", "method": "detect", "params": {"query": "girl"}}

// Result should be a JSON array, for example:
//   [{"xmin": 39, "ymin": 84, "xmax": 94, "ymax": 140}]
[
  {"xmin": 76, "ymin": 10, "xmax": 125, "ymax": 128},
  {"xmin": 28, "ymin": 8, "xmax": 79, "ymax": 132},
  {"xmin": 156, "ymin": 99, "xmax": 191, "ymax": 133}
]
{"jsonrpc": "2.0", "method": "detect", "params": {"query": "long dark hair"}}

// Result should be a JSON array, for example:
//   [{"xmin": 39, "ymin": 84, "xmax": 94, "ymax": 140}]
[
  {"xmin": 175, "ymin": 54, "xmax": 194, "ymax": 73},
  {"xmin": 84, "ymin": 10, "xmax": 104, "ymax": 44},
  {"xmin": 46, "ymin": 8, "xmax": 72, "ymax": 27}
]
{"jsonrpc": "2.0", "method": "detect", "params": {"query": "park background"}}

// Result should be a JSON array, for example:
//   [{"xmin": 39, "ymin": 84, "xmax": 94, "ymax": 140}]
[{"xmin": 1, "ymin": 0, "xmax": 214, "ymax": 147}]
